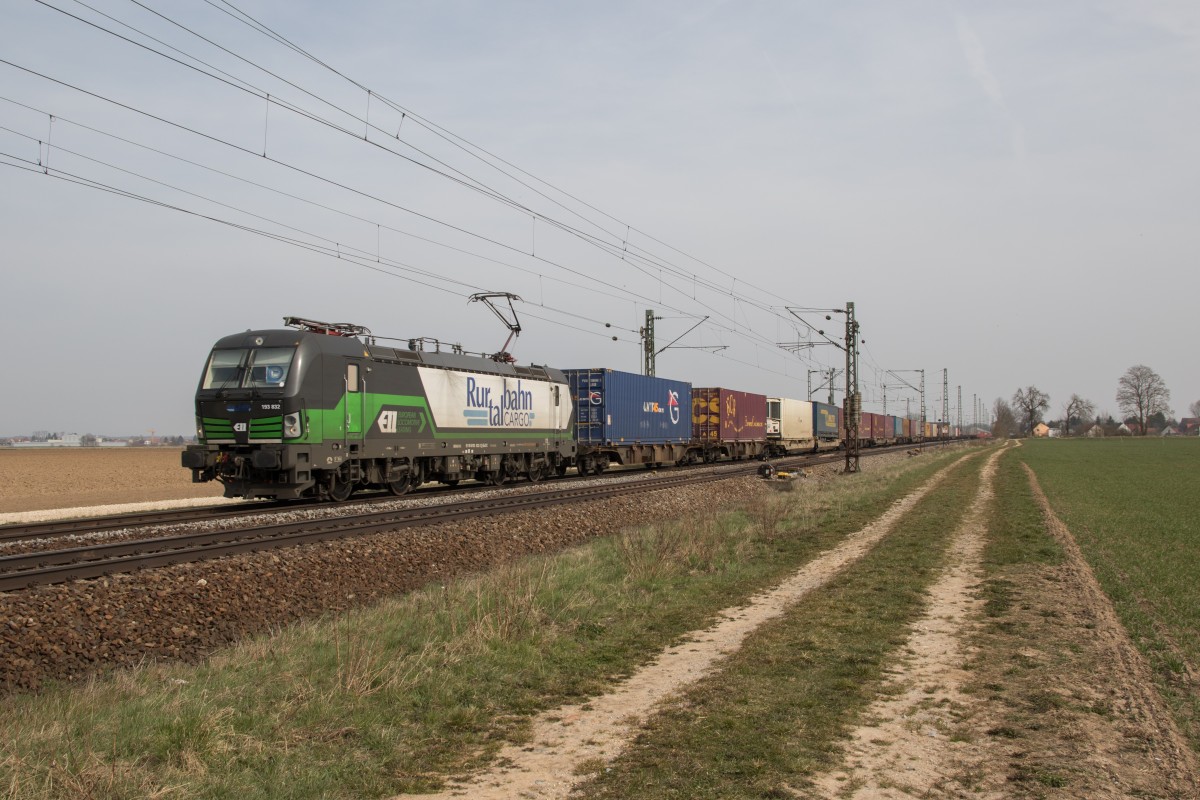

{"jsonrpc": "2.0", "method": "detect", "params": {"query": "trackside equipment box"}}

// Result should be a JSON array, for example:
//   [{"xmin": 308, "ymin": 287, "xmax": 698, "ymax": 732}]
[{"xmin": 565, "ymin": 368, "xmax": 692, "ymax": 444}]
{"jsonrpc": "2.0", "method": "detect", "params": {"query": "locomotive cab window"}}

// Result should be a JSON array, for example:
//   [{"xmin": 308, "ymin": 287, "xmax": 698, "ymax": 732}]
[
  {"xmin": 346, "ymin": 363, "xmax": 360, "ymax": 392},
  {"xmin": 245, "ymin": 348, "xmax": 294, "ymax": 388},
  {"xmin": 201, "ymin": 349, "xmax": 244, "ymax": 389},
  {"xmin": 201, "ymin": 347, "xmax": 295, "ymax": 389}
]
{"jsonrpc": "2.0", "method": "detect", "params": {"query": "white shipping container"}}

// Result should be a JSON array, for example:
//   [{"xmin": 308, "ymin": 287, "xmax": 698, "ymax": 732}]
[{"xmin": 768, "ymin": 397, "xmax": 816, "ymax": 451}]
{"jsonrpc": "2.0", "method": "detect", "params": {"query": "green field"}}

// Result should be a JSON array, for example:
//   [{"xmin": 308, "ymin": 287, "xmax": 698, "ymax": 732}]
[{"xmin": 1016, "ymin": 437, "xmax": 1200, "ymax": 746}]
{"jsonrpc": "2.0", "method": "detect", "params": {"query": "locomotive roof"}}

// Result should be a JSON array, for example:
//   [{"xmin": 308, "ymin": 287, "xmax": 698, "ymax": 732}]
[{"xmin": 211, "ymin": 329, "xmax": 563, "ymax": 380}]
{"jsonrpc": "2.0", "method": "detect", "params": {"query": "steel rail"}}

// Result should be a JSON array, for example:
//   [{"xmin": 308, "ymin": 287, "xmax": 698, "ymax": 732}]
[
  {"xmin": 0, "ymin": 444, "xmax": 927, "ymax": 585},
  {"xmin": 0, "ymin": 470, "xmax": 734, "ymax": 592}
]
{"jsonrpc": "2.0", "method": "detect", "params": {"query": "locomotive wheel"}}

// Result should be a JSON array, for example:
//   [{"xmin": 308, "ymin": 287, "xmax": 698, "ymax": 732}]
[
  {"xmin": 478, "ymin": 469, "xmax": 505, "ymax": 486},
  {"xmin": 527, "ymin": 464, "xmax": 545, "ymax": 483},
  {"xmin": 389, "ymin": 462, "xmax": 423, "ymax": 496},
  {"xmin": 326, "ymin": 465, "xmax": 354, "ymax": 502}
]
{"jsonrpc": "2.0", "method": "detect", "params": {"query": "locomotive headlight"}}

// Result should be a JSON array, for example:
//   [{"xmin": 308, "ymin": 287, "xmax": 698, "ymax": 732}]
[{"xmin": 283, "ymin": 412, "xmax": 303, "ymax": 438}]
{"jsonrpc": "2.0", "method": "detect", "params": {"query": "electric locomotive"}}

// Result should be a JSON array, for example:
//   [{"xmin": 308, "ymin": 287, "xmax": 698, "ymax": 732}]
[{"xmin": 182, "ymin": 317, "xmax": 576, "ymax": 500}]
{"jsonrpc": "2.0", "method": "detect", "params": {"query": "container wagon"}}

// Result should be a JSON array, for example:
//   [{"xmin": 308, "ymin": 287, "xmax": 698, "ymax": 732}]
[
  {"xmin": 767, "ymin": 398, "xmax": 814, "ymax": 455},
  {"xmin": 565, "ymin": 368, "xmax": 693, "ymax": 472},
  {"xmin": 692, "ymin": 387, "xmax": 768, "ymax": 460}
]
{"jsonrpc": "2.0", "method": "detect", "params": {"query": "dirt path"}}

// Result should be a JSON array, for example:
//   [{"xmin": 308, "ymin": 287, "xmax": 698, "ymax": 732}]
[
  {"xmin": 394, "ymin": 454, "xmax": 975, "ymax": 800},
  {"xmin": 809, "ymin": 445, "xmax": 1005, "ymax": 798}
]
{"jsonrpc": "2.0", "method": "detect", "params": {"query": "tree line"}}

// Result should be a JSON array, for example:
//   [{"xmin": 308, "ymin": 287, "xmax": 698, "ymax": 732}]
[{"xmin": 993, "ymin": 364, "xmax": 1192, "ymax": 437}]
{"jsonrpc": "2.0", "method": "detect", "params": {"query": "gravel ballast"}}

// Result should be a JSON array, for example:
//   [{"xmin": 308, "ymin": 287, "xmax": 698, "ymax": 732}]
[{"xmin": 0, "ymin": 449, "xmax": 931, "ymax": 694}]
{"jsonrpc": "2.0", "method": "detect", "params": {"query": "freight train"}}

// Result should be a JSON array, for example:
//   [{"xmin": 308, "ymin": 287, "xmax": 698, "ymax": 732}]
[{"xmin": 182, "ymin": 318, "xmax": 941, "ymax": 501}]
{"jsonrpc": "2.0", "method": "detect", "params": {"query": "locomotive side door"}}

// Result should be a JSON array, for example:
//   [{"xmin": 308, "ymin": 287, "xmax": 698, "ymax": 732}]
[{"xmin": 345, "ymin": 360, "xmax": 365, "ymax": 440}]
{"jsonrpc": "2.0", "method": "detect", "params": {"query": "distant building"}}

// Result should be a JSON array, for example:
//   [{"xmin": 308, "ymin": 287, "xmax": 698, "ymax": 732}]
[{"xmin": 1032, "ymin": 422, "xmax": 1051, "ymax": 438}]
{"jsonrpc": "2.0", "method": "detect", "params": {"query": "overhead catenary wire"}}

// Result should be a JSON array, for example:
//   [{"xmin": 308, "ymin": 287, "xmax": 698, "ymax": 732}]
[
  {"xmin": 206, "ymin": 0, "xmax": 795, "ymax": 311},
  {"xmin": 0, "ymin": 66, "xmax": 816, "ymax": 371},
  {"xmin": 87, "ymin": 0, "xmax": 820, "ymax": 334},
  {"xmin": 4, "ymin": 3, "xmax": 852, "ymax": 382}
]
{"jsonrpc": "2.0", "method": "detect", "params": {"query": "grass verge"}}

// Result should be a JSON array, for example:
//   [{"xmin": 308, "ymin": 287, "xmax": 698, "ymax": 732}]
[
  {"xmin": 573, "ymin": 447, "xmax": 987, "ymax": 798},
  {"xmin": 0, "ymin": 447, "xmax": 977, "ymax": 799}
]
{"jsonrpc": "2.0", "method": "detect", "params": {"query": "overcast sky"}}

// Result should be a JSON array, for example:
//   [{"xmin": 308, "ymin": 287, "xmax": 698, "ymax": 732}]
[{"xmin": 2, "ymin": 0, "xmax": 1197, "ymax": 436}]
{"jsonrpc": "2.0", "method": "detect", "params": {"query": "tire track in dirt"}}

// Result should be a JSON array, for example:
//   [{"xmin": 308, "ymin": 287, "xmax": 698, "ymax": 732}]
[
  {"xmin": 393, "ymin": 453, "xmax": 978, "ymax": 800},
  {"xmin": 808, "ymin": 446, "xmax": 1005, "ymax": 799},
  {"xmin": 1017, "ymin": 463, "xmax": 1200, "ymax": 798}
]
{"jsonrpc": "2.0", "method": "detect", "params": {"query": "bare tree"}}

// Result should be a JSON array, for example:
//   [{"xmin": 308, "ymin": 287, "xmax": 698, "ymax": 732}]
[
  {"xmin": 1190, "ymin": 400, "xmax": 1200, "ymax": 419},
  {"xmin": 1116, "ymin": 365, "xmax": 1171, "ymax": 435},
  {"xmin": 1012, "ymin": 386, "xmax": 1050, "ymax": 435},
  {"xmin": 992, "ymin": 398, "xmax": 1018, "ymax": 438},
  {"xmin": 1062, "ymin": 394, "xmax": 1097, "ymax": 436}
]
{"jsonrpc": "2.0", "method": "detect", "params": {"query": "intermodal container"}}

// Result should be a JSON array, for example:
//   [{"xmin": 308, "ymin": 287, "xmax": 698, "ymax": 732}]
[
  {"xmin": 565, "ymin": 368, "xmax": 692, "ymax": 444},
  {"xmin": 893, "ymin": 415, "xmax": 904, "ymax": 438},
  {"xmin": 692, "ymin": 388, "xmax": 767, "ymax": 442},
  {"xmin": 813, "ymin": 401, "xmax": 840, "ymax": 438},
  {"xmin": 858, "ymin": 411, "xmax": 876, "ymax": 441},
  {"xmin": 771, "ymin": 397, "xmax": 815, "ymax": 441}
]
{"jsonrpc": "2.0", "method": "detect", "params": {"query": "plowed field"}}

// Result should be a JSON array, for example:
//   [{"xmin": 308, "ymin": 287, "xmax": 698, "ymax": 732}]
[{"xmin": 0, "ymin": 448, "xmax": 222, "ymax": 513}]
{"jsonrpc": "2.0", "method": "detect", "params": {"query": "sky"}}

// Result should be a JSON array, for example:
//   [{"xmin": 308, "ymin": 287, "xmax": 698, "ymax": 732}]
[{"xmin": 2, "ymin": 0, "xmax": 1197, "ymax": 436}]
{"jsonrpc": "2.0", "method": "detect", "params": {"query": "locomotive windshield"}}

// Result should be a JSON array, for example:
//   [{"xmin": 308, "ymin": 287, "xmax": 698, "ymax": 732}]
[{"xmin": 201, "ymin": 347, "xmax": 295, "ymax": 390}]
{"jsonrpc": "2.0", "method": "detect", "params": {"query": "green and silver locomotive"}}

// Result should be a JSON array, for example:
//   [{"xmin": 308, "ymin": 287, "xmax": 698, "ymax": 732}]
[{"xmin": 182, "ymin": 317, "xmax": 576, "ymax": 500}]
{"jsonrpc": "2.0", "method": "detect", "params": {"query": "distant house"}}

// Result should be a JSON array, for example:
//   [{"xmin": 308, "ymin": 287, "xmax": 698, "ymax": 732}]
[
  {"xmin": 1117, "ymin": 423, "xmax": 1134, "ymax": 436},
  {"xmin": 1085, "ymin": 424, "xmax": 1105, "ymax": 438},
  {"xmin": 1161, "ymin": 425, "xmax": 1179, "ymax": 437},
  {"xmin": 1179, "ymin": 418, "xmax": 1200, "ymax": 436},
  {"xmin": 1032, "ymin": 422, "xmax": 1051, "ymax": 438}
]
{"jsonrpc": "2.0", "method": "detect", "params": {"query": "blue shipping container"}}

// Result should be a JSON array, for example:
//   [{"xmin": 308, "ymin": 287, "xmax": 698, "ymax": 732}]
[
  {"xmin": 813, "ymin": 401, "xmax": 840, "ymax": 437},
  {"xmin": 565, "ymin": 368, "xmax": 692, "ymax": 444}
]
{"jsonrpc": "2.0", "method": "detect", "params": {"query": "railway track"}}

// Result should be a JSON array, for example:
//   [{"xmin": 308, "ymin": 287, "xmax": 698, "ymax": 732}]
[
  {"xmin": 0, "ymin": 446, "xmax": 925, "ymax": 592},
  {"xmin": 0, "ymin": 465, "xmax": 769, "ymax": 592},
  {"xmin": 1, "ymin": 448, "xmax": 860, "ymax": 544}
]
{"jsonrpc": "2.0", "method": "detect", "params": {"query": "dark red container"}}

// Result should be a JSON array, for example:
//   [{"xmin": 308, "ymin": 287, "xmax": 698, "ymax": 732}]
[
  {"xmin": 873, "ymin": 413, "xmax": 888, "ymax": 440},
  {"xmin": 692, "ymin": 388, "xmax": 767, "ymax": 442}
]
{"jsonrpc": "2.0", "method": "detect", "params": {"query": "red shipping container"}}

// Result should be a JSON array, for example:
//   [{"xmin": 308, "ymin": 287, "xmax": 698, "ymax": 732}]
[
  {"xmin": 692, "ymin": 388, "xmax": 767, "ymax": 442},
  {"xmin": 858, "ymin": 411, "xmax": 878, "ymax": 441}
]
